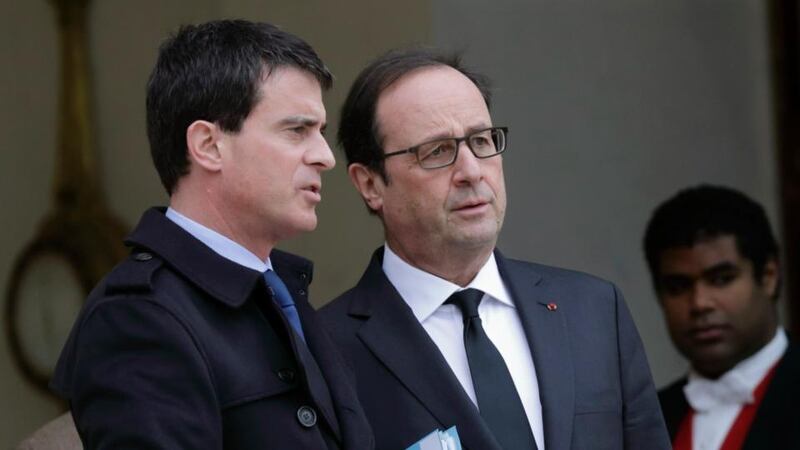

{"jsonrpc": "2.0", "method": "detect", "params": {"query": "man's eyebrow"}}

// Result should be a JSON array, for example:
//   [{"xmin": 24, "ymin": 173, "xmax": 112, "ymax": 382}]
[
  {"xmin": 657, "ymin": 273, "xmax": 692, "ymax": 284},
  {"xmin": 658, "ymin": 262, "xmax": 739, "ymax": 281},
  {"xmin": 702, "ymin": 262, "xmax": 740, "ymax": 277},
  {"xmin": 279, "ymin": 115, "xmax": 321, "ymax": 127},
  {"xmin": 464, "ymin": 123, "xmax": 493, "ymax": 135},
  {"xmin": 417, "ymin": 123, "xmax": 493, "ymax": 143}
]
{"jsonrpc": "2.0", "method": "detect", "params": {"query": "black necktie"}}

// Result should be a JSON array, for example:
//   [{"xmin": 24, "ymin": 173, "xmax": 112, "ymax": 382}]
[{"xmin": 447, "ymin": 288, "xmax": 538, "ymax": 450}]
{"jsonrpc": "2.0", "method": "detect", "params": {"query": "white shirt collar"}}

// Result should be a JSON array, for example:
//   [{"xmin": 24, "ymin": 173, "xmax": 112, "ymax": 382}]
[
  {"xmin": 382, "ymin": 244, "xmax": 513, "ymax": 323},
  {"xmin": 165, "ymin": 207, "xmax": 272, "ymax": 273},
  {"xmin": 684, "ymin": 327, "xmax": 788, "ymax": 411}
]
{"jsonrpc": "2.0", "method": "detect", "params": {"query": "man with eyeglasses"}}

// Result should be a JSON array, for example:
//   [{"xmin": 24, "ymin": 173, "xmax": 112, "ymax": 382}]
[{"xmin": 320, "ymin": 48, "xmax": 669, "ymax": 450}]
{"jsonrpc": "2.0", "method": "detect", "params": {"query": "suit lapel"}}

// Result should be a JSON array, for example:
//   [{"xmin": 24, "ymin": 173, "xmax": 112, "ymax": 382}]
[
  {"xmin": 743, "ymin": 342, "xmax": 800, "ymax": 450},
  {"xmin": 496, "ymin": 252, "xmax": 575, "ymax": 450},
  {"xmin": 658, "ymin": 379, "xmax": 689, "ymax": 440},
  {"xmin": 351, "ymin": 251, "xmax": 502, "ymax": 450}
]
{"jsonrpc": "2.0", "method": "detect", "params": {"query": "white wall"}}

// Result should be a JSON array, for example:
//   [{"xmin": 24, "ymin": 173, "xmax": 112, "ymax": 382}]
[{"xmin": 432, "ymin": 0, "xmax": 778, "ymax": 387}]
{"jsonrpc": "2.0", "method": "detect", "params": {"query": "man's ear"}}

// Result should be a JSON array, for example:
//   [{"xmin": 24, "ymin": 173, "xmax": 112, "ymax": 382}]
[
  {"xmin": 348, "ymin": 163, "xmax": 385, "ymax": 213},
  {"xmin": 761, "ymin": 259, "xmax": 780, "ymax": 299},
  {"xmin": 186, "ymin": 120, "xmax": 223, "ymax": 172}
]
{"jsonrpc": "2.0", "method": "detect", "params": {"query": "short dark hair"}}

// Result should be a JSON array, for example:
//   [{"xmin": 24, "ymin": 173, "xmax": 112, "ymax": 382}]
[
  {"xmin": 146, "ymin": 19, "xmax": 332, "ymax": 195},
  {"xmin": 643, "ymin": 184, "xmax": 780, "ymax": 295},
  {"xmin": 338, "ymin": 47, "xmax": 492, "ymax": 182}
]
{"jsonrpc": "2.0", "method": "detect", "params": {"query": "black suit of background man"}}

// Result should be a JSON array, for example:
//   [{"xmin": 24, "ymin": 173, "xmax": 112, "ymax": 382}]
[{"xmin": 644, "ymin": 185, "xmax": 798, "ymax": 449}]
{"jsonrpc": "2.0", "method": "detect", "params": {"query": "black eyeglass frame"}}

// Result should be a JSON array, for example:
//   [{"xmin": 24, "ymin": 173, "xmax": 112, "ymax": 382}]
[{"xmin": 381, "ymin": 126, "xmax": 508, "ymax": 169}]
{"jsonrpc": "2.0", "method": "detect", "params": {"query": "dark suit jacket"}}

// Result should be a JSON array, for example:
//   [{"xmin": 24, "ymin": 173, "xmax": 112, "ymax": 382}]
[
  {"xmin": 319, "ymin": 248, "xmax": 669, "ymax": 450},
  {"xmin": 659, "ymin": 342, "xmax": 800, "ymax": 449},
  {"xmin": 51, "ymin": 208, "xmax": 374, "ymax": 450}
]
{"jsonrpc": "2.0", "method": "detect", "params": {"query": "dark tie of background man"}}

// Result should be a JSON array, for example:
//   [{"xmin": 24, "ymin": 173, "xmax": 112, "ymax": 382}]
[
  {"xmin": 447, "ymin": 288, "xmax": 538, "ymax": 450},
  {"xmin": 264, "ymin": 269, "xmax": 306, "ymax": 342}
]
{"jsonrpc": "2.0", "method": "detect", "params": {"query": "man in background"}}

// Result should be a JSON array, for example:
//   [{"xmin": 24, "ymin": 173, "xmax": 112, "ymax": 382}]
[
  {"xmin": 321, "ymin": 47, "xmax": 669, "ymax": 450},
  {"xmin": 51, "ymin": 20, "xmax": 373, "ymax": 449},
  {"xmin": 644, "ymin": 184, "xmax": 798, "ymax": 449}
]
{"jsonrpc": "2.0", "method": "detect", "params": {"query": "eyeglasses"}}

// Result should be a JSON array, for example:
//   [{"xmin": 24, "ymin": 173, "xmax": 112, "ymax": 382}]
[{"xmin": 382, "ymin": 126, "xmax": 508, "ymax": 170}]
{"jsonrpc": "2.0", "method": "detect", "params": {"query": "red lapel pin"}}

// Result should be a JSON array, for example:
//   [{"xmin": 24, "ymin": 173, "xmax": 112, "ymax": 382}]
[{"xmin": 546, "ymin": 302, "xmax": 558, "ymax": 311}]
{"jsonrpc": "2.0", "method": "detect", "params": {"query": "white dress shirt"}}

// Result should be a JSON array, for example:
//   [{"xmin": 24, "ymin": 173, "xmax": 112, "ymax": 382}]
[
  {"xmin": 165, "ymin": 207, "xmax": 273, "ymax": 272},
  {"xmin": 684, "ymin": 327, "xmax": 788, "ymax": 450},
  {"xmin": 382, "ymin": 244, "xmax": 545, "ymax": 449}
]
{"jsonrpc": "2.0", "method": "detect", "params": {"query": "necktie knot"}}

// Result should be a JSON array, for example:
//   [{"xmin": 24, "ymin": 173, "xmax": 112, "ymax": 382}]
[
  {"xmin": 264, "ymin": 269, "xmax": 294, "ymax": 307},
  {"xmin": 446, "ymin": 288, "xmax": 484, "ymax": 319},
  {"xmin": 684, "ymin": 371, "xmax": 754, "ymax": 412},
  {"xmin": 263, "ymin": 269, "xmax": 306, "ymax": 342}
]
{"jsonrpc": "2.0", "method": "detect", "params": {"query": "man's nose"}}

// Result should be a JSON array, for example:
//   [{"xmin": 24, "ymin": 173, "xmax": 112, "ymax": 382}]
[
  {"xmin": 452, "ymin": 141, "xmax": 482, "ymax": 184},
  {"xmin": 688, "ymin": 282, "xmax": 716, "ymax": 314},
  {"xmin": 308, "ymin": 134, "xmax": 336, "ymax": 171}
]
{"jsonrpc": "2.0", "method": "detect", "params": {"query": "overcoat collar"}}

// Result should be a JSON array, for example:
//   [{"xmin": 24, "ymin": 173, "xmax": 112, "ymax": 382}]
[{"xmin": 125, "ymin": 207, "xmax": 313, "ymax": 308}]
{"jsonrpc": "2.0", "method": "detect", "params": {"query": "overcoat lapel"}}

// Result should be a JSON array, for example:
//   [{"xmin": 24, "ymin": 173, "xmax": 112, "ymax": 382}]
[
  {"xmin": 274, "ymin": 254, "xmax": 343, "ymax": 444},
  {"xmin": 262, "ymin": 251, "xmax": 375, "ymax": 449},
  {"xmin": 293, "ymin": 301, "xmax": 342, "ymax": 441},
  {"xmin": 350, "ymin": 251, "xmax": 502, "ymax": 450},
  {"xmin": 297, "ymin": 296, "xmax": 378, "ymax": 448},
  {"xmin": 496, "ymin": 252, "xmax": 575, "ymax": 450}
]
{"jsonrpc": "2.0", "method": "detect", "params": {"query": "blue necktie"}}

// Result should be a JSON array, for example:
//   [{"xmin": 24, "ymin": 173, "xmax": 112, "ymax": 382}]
[{"xmin": 264, "ymin": 269, "xmax": 306, "ymax": 343}]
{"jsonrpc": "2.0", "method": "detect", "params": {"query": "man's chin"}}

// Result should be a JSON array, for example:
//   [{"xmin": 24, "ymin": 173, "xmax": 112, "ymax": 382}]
[
  {"xmin": 277, "ymin": 215, "xmax": 319, "ymax": 240},
  {"xmin": 455, "ymin": 219, "xmax": 500, "ymax": 240},
  {"xmin": 296, "ymin": 216, "xmax": 319, "ymax": 233},
  {"xmin": 685, "ymin": 346, "xmax": 736, "ymax": 375},
  {"xmin": 448, "ymin": 228, "xmax": 499, "ymax": 252}
]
